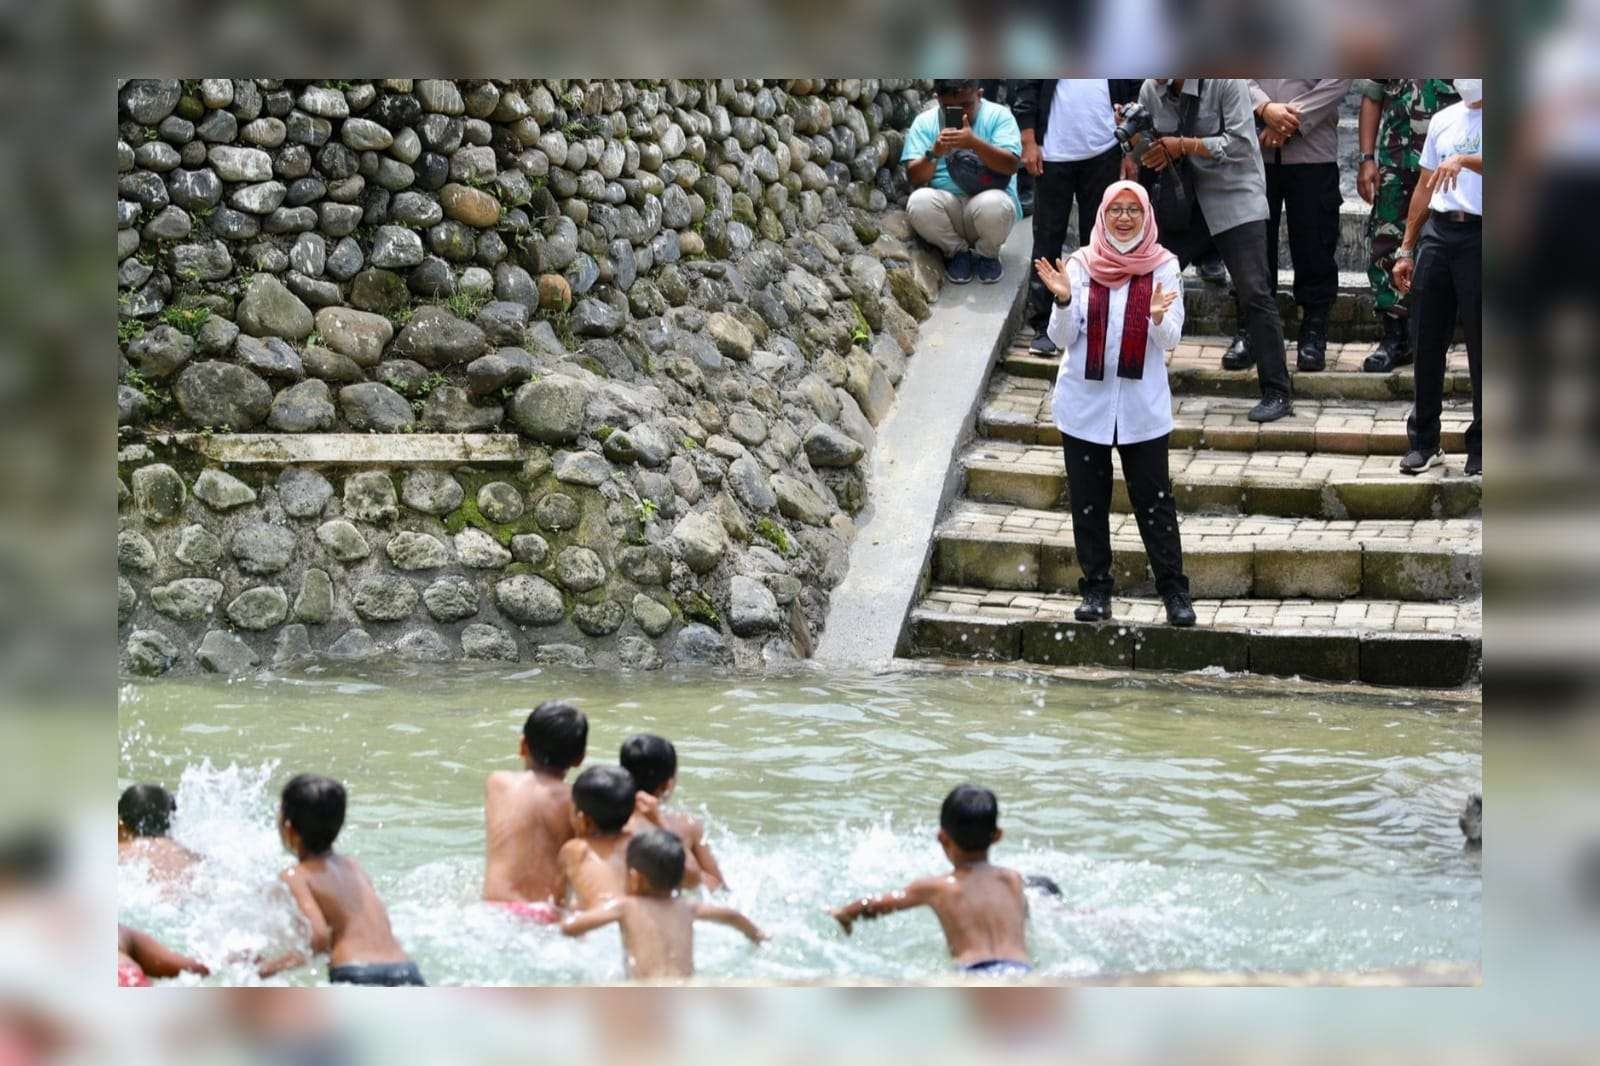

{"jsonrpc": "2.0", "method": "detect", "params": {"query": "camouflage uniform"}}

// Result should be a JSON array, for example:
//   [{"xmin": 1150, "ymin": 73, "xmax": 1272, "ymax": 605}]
[{"xmin": 1357, "ymin": 79, "xmax": 1459, "ymax": 318}]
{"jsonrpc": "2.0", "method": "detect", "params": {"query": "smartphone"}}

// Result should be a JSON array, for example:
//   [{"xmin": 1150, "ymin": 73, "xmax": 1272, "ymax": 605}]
[{"xmin": 941, "ymin": 105, "xmax": 965, "ymax": 130}]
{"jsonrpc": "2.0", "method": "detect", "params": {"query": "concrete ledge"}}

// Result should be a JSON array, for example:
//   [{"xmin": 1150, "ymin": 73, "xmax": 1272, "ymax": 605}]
[
  {"xmin": 144, "ymin": 432, "xmax": 525, "ymax": 466},
  {"xmin": 814, "ymin": 225, "xmax": 1031, "ymax": 667}
]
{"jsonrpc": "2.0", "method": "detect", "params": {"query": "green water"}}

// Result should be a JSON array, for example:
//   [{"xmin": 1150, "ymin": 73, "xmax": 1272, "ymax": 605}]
[{"xmin": 117, "ymin": 663, "xmax": 1480, "ymax": 984}]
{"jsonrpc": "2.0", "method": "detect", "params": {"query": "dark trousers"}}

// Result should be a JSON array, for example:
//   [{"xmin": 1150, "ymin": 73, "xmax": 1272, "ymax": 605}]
[
  {"xmin": 1061, "ymin": 431, "xmax": 1189, "ymax": 598},
  {"xmin": 1408, "ymin": 214, "xmax": 1483, "ymax": 461},
  {"xmin": 1265, "ymin": 160, "xmax": 1341, "ymax": 317},
  {"xmin": 1166, "ymin": 216, "xmax": 1293, "ymax": 399},
  {"xmin": 1025, "ymin": 147, "xmax": 1123, "ymax": 331}
]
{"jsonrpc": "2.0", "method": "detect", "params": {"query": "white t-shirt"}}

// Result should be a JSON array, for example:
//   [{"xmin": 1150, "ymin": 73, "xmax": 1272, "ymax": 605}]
[
  {"xmin": 1041, "ymin": 79, "xmax": 1118, "ymax": 163},
  {"xmin": 1421, "ymin": 101, "xmax": 1483, "ymax": 215}
]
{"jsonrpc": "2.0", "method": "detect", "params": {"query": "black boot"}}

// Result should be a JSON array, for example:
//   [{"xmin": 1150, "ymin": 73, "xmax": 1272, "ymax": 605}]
[
  {"xmin": 1221, "ymin": 332, "xmax": 1253, "ymax": 370},
  {"xmin": 1296, "ymin": 310, "xmax": 1328, "ymax": 372},
  {"xmin": 1074, "ymin": 588, "xmax": 1112, "ymax": 622},
  {"xmin": 1163, "ymin": 591, "xmax": 1197, "ymax": 627},
  {"xmin": 1198, "ymin": 253, "xmax": 1228, "ymax": 286},
  {"xmin": 1363, "ymin": 314, "xmax": 1414, "ymax": 373}
]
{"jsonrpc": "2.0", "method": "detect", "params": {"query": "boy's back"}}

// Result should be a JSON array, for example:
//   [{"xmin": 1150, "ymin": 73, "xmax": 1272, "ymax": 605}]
[
  {"xmin": 917, "ymin": 862, "xmax": 1028, "ymax": 968},
  {"xmin": 284, "ymin": 851, "xmax": 409, "ymax": 967},
  {"xmin": 118, "ymin": 836, "xmax": 199, "ymax": 882},
  {"xmin": 557, "ymin": 832, "xmax": 632, "ymax": 911},
  {"xmin": 484, "ymin": 770, "xmax": 573, "ymax": 904},
  {"xmin": 611, "ymin": 895, "xmax": 696, "ymax": 979}
]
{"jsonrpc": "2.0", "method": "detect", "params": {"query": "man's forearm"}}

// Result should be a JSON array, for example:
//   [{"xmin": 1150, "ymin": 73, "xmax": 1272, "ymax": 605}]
[
  {"xmin": 906, "ymin": 157, "xmax": 934, "ymax": 187},
  {"xmin": 1399, "ymin": 170, "xmax": 1432, "ymax": 251},
  {"xmin": 1359, "ymin": 96, "xmax": 1380, "ymax": 156}
]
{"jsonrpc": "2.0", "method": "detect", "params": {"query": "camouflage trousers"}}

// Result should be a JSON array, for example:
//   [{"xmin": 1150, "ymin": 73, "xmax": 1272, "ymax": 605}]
[{"xmin": 1365, "ymin": 165, "xmax": 1419, "ymax": 319}]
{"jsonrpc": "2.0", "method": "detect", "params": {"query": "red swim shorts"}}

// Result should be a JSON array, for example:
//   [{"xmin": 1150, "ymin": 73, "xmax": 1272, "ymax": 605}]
[
  {"xmin": 492, "ymin": 900, "xmax": 560, "ymax": 924},
  {"xmin": 118, "ymin": 960, "xmax": 151, "ymax": 987}
]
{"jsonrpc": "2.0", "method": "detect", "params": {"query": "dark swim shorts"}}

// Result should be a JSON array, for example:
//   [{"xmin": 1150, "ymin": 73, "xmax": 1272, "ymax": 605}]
[
  {"xmin": 960, "ymin": 958, "xmax": 1033, "ymax": 977},
  {"xmin": 328, "ymin": 960, "xmax": 426, "ymax": 986}
]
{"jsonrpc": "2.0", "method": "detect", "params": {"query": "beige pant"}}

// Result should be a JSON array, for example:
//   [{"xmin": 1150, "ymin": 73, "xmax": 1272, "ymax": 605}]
[{"xmin": 907, "ymin": 187, "xmax": 1016, "ymax": 259}]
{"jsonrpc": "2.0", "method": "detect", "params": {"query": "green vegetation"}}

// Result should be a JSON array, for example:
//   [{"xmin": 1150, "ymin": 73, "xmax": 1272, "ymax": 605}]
[
  {"xmin": 161, "ymin": 305, "xmax": 211, "ymax": 338},
  {"xmin": 754, "ymin": 517, "xmax": 793, "ymax": 555},
  {"xmin": 677, "ymin": 589, "xmax": 721, "ymax": 627},
  {"xmin": 849, "ymin": 301, "xmax": 872, "ymax": 347},
  {"xmin": 121, "ymin": 368, "xmax": 172, "ymax": 418},
  {"xmin": 535, "ymin": 308, "xmax": 576, "ymax": 350},
  {"xmin": 595, "ymin": 424, "xmax": 616, "ymax": 442},
  {"xmin": 635, "ymin": 497, "xmax": 659, "ymax": 523},
  {"xmin": 446, "ymin": 289, "xmax": 489, "ymax": 321},
  {"xmin": 680, "ymin": 436, "xmax": 699, "ymax": 451},
  {"xmin": 117, "ymin": 318, "xmax": 146, "ymax": 346}
]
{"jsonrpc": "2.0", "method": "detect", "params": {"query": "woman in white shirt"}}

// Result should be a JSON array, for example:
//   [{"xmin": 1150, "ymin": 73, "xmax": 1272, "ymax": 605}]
[{"xmin": 1033, "ymin": 180, "xmax": 1195, "ymax": 626}]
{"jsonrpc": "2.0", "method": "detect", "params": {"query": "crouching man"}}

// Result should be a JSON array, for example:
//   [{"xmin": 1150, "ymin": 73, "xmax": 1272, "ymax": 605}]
[{"xmin": 902, "ymin": 79, "xmax": 1023, "ymax": 286}]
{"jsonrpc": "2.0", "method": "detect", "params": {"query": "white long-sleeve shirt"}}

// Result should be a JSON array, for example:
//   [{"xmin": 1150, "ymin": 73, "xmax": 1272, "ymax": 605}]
[{"xmin": 1046, "ymin": 256, "xmax": 1184, "ymax": 446}]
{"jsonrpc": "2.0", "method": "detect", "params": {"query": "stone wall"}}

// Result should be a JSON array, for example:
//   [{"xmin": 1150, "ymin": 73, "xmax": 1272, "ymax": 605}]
[{"xmin": 116, "ymin": 78, "xmax": 946, "ymax": 675}]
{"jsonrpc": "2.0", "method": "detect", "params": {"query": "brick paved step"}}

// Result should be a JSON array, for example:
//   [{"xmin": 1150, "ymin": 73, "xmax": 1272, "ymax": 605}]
[
  {"xmin": 1182, "ymin": 269, "xmax": 1388, "ymax": 342},
  {"xmin": 1003, "ymin": 336, "xmax": 1472, "ymax": 402},
  {"xmin": 934, "ymin": 502, "xmax": 1480, "ymax": 600},
  {"xmin": 962, "ymin": 440, "xmax": 1482, "ymax": 520},
  {"xmin": 980, "ymin": 373, "xmax": 1471, "ymax": 455},
  {"xmin": 907, "ymin": 585, "xmax": 1481, "ymax": 687}
]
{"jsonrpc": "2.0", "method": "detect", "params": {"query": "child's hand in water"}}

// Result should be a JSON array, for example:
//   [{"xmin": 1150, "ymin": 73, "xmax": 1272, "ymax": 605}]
[
  {"xmin": 829, "ymin": 907, "xmax": 855, "ymax": 934},
  {"xmin": 632, "ymin": 790, "xmax": 663, "ymax": 825}
]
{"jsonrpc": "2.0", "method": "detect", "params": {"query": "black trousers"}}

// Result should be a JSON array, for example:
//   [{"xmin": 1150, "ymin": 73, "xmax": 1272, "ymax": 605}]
[
  {"xmin": 1265, "ymin": 160, "xmax": 1341, "ymax": 317},
  {"xmin": 1408, "ymin": 214, "xmax": 1483, "ymax": 461},
  {"xmin": 1025, "ymin": 147, "xmax": 1123, "ymax": 331},
  {"xmin": 1166, "ymin": 215, "xmax": 1293, "ymax": 399},
  {"xmin": 1061, "ymin": 431, "xmax": 1189, "ymax": 598}
]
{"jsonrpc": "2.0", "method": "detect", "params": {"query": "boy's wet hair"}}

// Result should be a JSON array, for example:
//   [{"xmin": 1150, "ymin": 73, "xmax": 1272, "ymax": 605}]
[
  {"xmin": 281, "ymin": 774, "xmax": 346, "ymax": 855},
  {"xmin": 118, "ymin": 784, "xmax": 176, "ymax": 837},
  {"xmin": 523, "ymin": 700, "xmax": 588, "ymax": 770},
  {"xmin": 626, "ymin": 828, "xmax": 687, "ymax": 892},
  {"xmin": 571, "ymin": 766, "xmax": 636, "ymax": 833},
  {"xmin": 941, "ymin": 784, "xmax": 999, "ymax": 852},
  {"xmin": 619, "ymin": 734, "xmax": 677, "ymax": 795}
]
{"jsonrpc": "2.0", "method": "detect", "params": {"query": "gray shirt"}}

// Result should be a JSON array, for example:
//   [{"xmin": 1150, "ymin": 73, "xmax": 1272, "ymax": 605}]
[
  {"xmin": 1138, "ymin": 78, "xmax": 1267, "ymax": 234},
  {"xmin": 1247, "ymin": 79, "xmax": 1351, "ymax": 164}
]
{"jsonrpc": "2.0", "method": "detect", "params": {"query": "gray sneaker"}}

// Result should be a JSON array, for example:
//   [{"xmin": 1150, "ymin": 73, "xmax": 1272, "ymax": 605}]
[{"xmin": 1399, "ymin": 448, "xmax": 1444, "ymax": 475}]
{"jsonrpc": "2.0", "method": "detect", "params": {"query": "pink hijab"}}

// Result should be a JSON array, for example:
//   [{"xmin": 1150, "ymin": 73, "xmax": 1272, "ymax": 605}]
[{"xmin": 1068, "ymin": 180, "xmax": 1176, "ymax": 288}]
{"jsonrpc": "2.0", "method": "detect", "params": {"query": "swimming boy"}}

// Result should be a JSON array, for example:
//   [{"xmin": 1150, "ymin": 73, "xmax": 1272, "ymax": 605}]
[
  {"xmin": 830, "ymin": 784, "xmax": 1032, "ymax": 977},
  {"xmin": 258, "ymin": 774, "xmax": 424, "ymax": 986},
  {"xmin": 620, "ymin": 733, "xmax": 726, "ymax": 891},
  {"xmin": 555, "ymin": 765, "xmax": 649, "ymax": 911},
  {"xmin": 483, "ymin": 700, "xmax": 589, "ymax": 920},
  {"xmin": 117, "ymin": 783, "xmax": 200, "ymax": 882},
  {"xmin": 561, "ymin": 828, "xmax": 766, "ymax": 980}
]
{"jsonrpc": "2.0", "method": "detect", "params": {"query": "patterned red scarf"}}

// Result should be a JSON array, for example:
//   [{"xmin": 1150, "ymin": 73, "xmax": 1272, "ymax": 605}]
[{"xmin": 1083, "ymin": 272, "xmax": 1154, "ymax": 381}]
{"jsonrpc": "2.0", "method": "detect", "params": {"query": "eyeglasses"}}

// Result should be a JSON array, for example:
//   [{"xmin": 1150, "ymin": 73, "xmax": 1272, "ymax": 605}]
[{"xmin": 1106, "ymin": 205, "xmax": 1145, "ymax": 219}]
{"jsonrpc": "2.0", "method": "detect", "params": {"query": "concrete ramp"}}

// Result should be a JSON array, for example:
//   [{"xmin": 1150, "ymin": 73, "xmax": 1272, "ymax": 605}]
[{"xmin": 813, "ymin": 226, "xmax": 1030, "ymax": 667}]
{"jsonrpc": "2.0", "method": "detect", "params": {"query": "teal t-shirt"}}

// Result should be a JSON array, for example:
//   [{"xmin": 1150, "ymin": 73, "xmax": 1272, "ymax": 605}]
[{"xmin": 900, "ymin": 99, "xmax": 1023, "ymax": 220}]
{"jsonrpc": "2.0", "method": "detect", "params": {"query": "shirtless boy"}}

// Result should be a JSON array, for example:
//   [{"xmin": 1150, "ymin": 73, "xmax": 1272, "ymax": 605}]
[
  {"xmin": 118, "ymin": 924, "xmax": 209, "ymax": 986},
  {"xmin": 620, "ymin": 733, "xmax": 726, "ymax": 891},
  {"xmin": 483, "ymin": 700, "xmax": 588, "ymax": 921},
  {"xmin": 117, "ymin": 783, "xmax": 199, "ymax": 882},
  {"xmin": 555, "ymin": 765, "xmax": 643, "ymax": 911},
  {"xmin": 830, "ymin": 784, "xmax": 1032, "ymax": 977},
  {"xmin": 258, "ymin": 774, "xmax": 424, "ymax": 986},
  {"xmin": 561, "ymin": 828, "xmax": 766, "ymax": 980}
]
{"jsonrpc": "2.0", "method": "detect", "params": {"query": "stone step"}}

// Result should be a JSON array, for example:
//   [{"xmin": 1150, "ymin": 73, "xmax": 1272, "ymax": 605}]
[
  {"xmin": 962, "ymin": 440, "xmax": 1482, "ymax": 520},
  {"xmin": 1182, "ymin": 269, "xmax": 1382, "ymax": 343},
  {"xmin": 934, "ymin": 502, "xmax": 1480, "ymax": 600},
  {"xmin": 979, "ymin": 374, "xmax": 1472, "ymax": 455},
  {"xmin": 907, "ymin": 585, "xmax": 1481, "ymax": 687},
  {"xmin": 1005, "ymin": 337, "xmax": 1473, "ymax": 402}
]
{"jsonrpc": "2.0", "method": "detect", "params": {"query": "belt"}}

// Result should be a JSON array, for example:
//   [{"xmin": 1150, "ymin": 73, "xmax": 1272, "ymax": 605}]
[{"xmin": 1431, "ymin": 209, "xmax": 1481, "ymax": 224}]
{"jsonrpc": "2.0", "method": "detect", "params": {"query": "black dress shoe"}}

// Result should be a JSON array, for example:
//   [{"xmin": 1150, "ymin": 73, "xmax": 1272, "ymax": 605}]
[
  {"xmin": 1198, "ymin": 257, "xmax": 1228, "ymax": 285},
  {"xmin": 1464, "ymin": 454, "xmax": 1482, "ymax": 477},
  {"xmin": 1163, "ymin": 592, "xmax": 1197, "ymax": 627},
  {"xmin": 1362, "ymin": 315, "xmax": 1414, "ymax": 373},
  {"xmin": 1221, "ymin": 332, "xmax": 1254, "ymax": 370},
  {"xmin": 1074, "ymin": 590, "xmax": 1112, "ymax": 622},
  {"xmin": 1296, "ymin": 314, "xmax": 1328, "ymax": 372},
  {"xmin": 1248, "ymin": 393, "xmax": 1294, "ymax": 423},
  {"xmin": 1028, "ymin": 334, "xmax": 1058, "ymax": 356}
]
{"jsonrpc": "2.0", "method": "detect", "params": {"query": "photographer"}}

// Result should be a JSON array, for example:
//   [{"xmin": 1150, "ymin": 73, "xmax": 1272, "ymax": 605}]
[
  {"xmin": 1135, "ymin": 78, "xmax": 1293, "ymax": 423},
  {"xmin": 901, "ymin": 79, "xmax": 1023, "ymax": 285},
  {"xmin": 1012, "ymin": 79, "xmax": 1144, "ymax": 354}
]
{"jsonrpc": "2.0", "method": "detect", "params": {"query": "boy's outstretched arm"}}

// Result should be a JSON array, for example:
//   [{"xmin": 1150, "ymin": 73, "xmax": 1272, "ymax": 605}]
[
  {"xmin": 120, "ymin": 925, "xmax": 210, "ymax": 978},
  {"xmin": 694, "ymin": 902, "xmax": 767, "ymax": 944},
  {"xmin": 688, "ymin": 820, "xmax": 727, "ymax": 891},
  {"xmin": 561, "ymin": 899, "xmax": 624, "ymax": 938},
  {"xmin": 830, "ymin": 879, "xmax": 937, "ymax": 934},
  {"xmin": 258, "ymin": 868, "xmax": 331, "ymax": 977}
]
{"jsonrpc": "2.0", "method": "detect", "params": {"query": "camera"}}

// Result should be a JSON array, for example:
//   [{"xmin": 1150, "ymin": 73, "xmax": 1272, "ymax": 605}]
[{"xmin": 1114, "ymin": 103, "xmax": 1155, "ymax": 154}]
